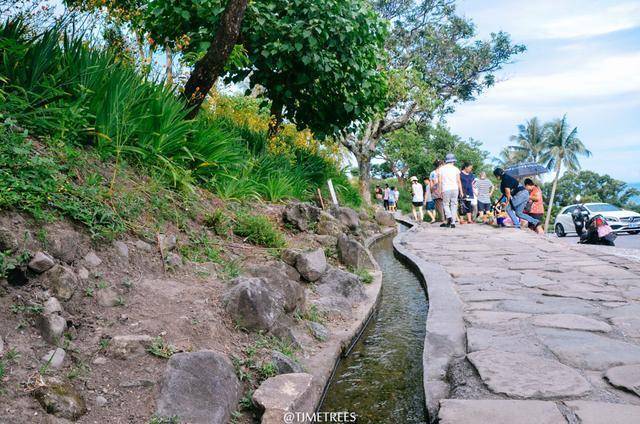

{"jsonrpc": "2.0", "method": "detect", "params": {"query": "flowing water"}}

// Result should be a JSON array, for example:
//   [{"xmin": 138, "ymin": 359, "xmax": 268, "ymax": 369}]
[{"xmin": 320, "ymin": 227, "xmax": 428, "ymax": 423}]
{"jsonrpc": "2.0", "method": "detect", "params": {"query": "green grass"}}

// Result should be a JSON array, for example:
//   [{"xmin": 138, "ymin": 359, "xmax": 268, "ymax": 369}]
[
  {"xmin": 233, "ymin": 213, "xmax": 286, "ymax": 249},
  {"xmin": 147, "ymin": 337, "xmax": 176, "ymax": 359},
  {"xmin": 355, "ymin": 268, "xmax": 374, "ymax": 284}
]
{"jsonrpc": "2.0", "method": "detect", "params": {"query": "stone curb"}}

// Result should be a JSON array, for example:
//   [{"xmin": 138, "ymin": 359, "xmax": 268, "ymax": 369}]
[
  {"xmin": 392, "ymin": 218, "xmax": 466, "ymax": 423},
  {"xmin": 303, "ymin": 226, "xmax": 397, "ymax": 413}
]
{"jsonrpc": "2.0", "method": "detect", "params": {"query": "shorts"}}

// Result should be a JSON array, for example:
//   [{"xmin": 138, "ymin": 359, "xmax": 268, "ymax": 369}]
[
  {"xmin": 389, "ymin": 201, "xmax": 396, "ymax": 206},
  {"xmin": 477, "ymin": 201, "xmax": 491, "ymax": 213},
  {"xmin": 461, "ymin": 199, "xmax": 473, "ymax": 214},
  {"xmin": 412, "ymin": 201, "xmax": 423, "ymax": 207},
  {"xmin": 425, "ymin": 201, "xmax": 435, "ymax": 210}
]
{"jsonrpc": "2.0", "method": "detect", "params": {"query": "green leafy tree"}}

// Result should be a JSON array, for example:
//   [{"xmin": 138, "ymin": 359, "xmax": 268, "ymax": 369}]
[
  {"xmin": 509, "ymin": 117, "xmax": 545, "ymax": 163},
  {"xmin": 541, "ymin": 115, "xmax": 591, "ymax": 232},
  {"xmin": 229, "ymin": 0, "xmax": 388, "ymax": 138},
  {"xmin": 339, "ymin": 0, "xmax": 526, "ymax": 204},
  {"xmin": 493, "ymin": 146, "xmax": 527, "ymax": 168},
  {"xmin": 543, "ymin": 170, "xmax": 640, "ymax": 209}
]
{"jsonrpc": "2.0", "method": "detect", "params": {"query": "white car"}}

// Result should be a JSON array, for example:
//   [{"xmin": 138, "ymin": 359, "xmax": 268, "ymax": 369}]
[{"xmin": 554, "ymin": 203, "xmax": 640, "ymax": 237}]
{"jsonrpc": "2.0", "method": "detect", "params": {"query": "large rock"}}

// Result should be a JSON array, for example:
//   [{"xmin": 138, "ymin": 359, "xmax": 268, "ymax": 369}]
[
  {"xmin": 330, "ymin": 206, "xmax": 360, "ymax": 231},
  {"xmin": 28, "ymin": 252, "xmax": 56, "ymax": 273},
  {"xmin": 283, "ymin": 203, "xmax": 322, "ymax": 232},
  {"xmin": 46, "ymin": 227, "xmax": 84, "ymax": 263},
  {"xmin": 109, "ymin": 334, "xmax": 154, "ymax": 359},
  {"xmin": 33, "ymin": 377, "xmax": 87, "ymax": 420},
  {"xmin": 337, "ymin": 234, "xmax": 374, "ymax": 270},
  {"xmin": 531, "ymin": 314, "xmax": 612, "ymax": 332},
  {"xmin": 0, "ymin": 225, "xmax": 19, "ymax": 251},
  {"xmin": 43, "ymin": 297, "xmax": 64, "ymax": 315},
  {"xmin": 113, "ymin": 241, "xmax": 129, "ymax": 259},
  {"xmin": 224, "ymin": 278, "xmax": 285, "ymax": 331},
  {"xmin": 316, "ymin": 212, "xmax": 345, "ymax": 237},
  {"xmin": 315, "ymin": 267, "xmax": 366, "ymax": 309},
  {"xmin": 374, "ymin": 210, "xmax": 396, "ymax": 227},
  {"xmin": 245, "ymin": 261, "xmax": 300, "ymax": 283},
  {"xmin": 564, "ymin": 401, "xmax": 640, "ymax": 424},
  {"xmin": 271, "ymin": 350, "xmax": 303, "ymax": 375},
  {"xmin": 253, "ymin": 373, "xmax": 315, "ymax": 424},
  {"xmin": 244, "ymin": 265, "xmax": 305, "ymax": 312},
  {"xmin": 604, "ymin": 364, "xmax": 640, "ymax": 397},
  {"xmin": 295, "ymin": 249, "xmax": 327, "ymax": 282},
  {"xmin": 83, "ymin": 251, "xmax": 102, "ymax": 268},
  {"xmin": 439, "ymin": 399, "xmax": 566, "ymax": 424},
  {"xmin": 467, "ymin": 349, "xmax": 591, "ymax": 398},
  {"xmin": 43, "ymin": 265, "xmax": 77, "ymax": 301},
  {"xmin": 536, "ymin": 328, "xmax": 640, "ymax": 370},
  {"xmin": 156, "ymin": 350, "xmax": 241, "ymax": 424},
  {"xmin": 37, "ymin": 314, "xmax": 67, "ymax": 345}
]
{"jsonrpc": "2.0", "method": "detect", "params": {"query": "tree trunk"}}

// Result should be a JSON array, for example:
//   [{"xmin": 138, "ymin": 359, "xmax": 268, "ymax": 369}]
[
  {"xmin": 544, "ymin": 159, "xmax": 562, "ymax": 233},
  {"xmin": 183, "ymin": 0, "xmax": 249, "ymax": 119},
  {"xmin": 357, "ymin": 155, "xmax": 373, "ymax": 206},
  {"xmin": 268, "ymin": 100, "xmax": 283, "ymax": 138},
  {"xmin": 165, "ymin": 44, "xmax": 173, "ymax": 86}
]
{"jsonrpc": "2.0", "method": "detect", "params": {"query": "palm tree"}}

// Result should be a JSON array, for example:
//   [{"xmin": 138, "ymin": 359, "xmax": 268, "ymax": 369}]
[
  {"xmin": 509, "ymin": 117, "xmax": 546, "ymax": 163},
  {"xmin": 494, "ymin": 146, "xmax": 527, "ymax": 167},
  {"xmin": 541, "ymin": 115, "xmax": 591, "ymax": 232}
]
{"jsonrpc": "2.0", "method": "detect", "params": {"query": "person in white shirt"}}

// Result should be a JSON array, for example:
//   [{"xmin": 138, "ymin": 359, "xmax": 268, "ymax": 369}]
[
  {"xmin": 410, "ymin": 176, "xmax": 424, "ymax": 222},
  {"xmin": 437, "ymin": 153, "xmax": 463, "ymax": 228}
]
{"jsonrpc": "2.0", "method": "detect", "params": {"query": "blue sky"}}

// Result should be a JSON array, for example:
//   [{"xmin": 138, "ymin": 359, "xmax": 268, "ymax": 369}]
[{"xmin": 448, "ymin": 0, "xmax": 640, "ymax": 184}]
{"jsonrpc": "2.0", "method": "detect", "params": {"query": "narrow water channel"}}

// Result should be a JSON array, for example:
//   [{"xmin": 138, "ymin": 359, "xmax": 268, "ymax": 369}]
[{"xmin": 320, "ymin": 226, "xmax": 428, "ymax": 423}]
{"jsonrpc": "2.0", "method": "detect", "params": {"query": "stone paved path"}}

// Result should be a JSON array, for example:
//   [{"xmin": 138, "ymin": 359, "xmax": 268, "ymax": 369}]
[{"xmin": 400, "ymin": 223, "xmax": 640, "ymax": 424}]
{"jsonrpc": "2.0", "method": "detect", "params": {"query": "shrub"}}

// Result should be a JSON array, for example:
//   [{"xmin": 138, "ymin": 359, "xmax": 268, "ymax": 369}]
[{"xmin": 233, "ymin": 213, "xmax": 286, "ymax": 248}]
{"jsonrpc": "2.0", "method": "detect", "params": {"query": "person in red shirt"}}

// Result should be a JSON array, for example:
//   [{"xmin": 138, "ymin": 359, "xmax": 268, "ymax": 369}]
[{"xmin": 524, "ymin": 178, "xmax": 544, "ymax": 230}]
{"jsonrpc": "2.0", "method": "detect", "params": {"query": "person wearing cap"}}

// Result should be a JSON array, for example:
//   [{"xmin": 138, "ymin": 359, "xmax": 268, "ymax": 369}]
[
  {"xmin": 410, "ymin": 176, "xmax": 424, "ymax": 222},
  {"xmin": 438, "ymin": 153, "xmax": 463, "ymax": 228},
  {"xmin": 493, "ymin": 167, "xmax": 544, "ymax": 234}
]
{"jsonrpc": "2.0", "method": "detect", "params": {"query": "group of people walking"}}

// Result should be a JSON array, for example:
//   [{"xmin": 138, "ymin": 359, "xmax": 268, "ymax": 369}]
[{"xmin": 375, "ymin": 153, "xmax": 545, "ymax": 234}]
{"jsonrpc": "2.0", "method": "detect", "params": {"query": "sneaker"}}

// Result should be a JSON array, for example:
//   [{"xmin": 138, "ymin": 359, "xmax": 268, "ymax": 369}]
[
  {"xmin": 440, "ymin": 222, "xmax": 450, "ymax": 228},
  {"xmin": 450, "ymin": 224, "xmax": 456, "ymax": 228}
]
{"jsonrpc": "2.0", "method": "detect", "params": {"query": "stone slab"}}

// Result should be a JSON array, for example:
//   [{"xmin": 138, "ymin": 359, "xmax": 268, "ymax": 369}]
[
  {"xmin": 466, "ymin": 328, "xmax": 545, "ymax": 355},
  {"xmin": 467, "ymin": 349, "xmax": 591, "ymax": 398},
  {"xmin": 464, "ymin": 311, "xmax": 530, "ymax": 328},
  {"xmin": 439, "ymin": 399, "xmax": 566, "ymax": 424},
  {"xmin": 605, "ymin": 365, "xmax": 640, "ymax": 397},
  {"xmin": 499, "ymin": 297, "xmax": 599, "ymax": 315},
  {"xmin": 565, "ymin": 401, "xmax": 640, "ymax": 424},
  {"xmin": 530, "ymin": 314, "xmax": 612, "ymax": 332},
  {"xmin": 536, "ymin": 328, "xmax": 640, "ymax": 370}
]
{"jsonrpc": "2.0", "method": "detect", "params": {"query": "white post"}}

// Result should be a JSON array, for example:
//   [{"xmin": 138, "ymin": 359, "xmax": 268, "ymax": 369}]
[{"xmin": 327, "ymin": 179, "xmax": 339, "ymax": 206}]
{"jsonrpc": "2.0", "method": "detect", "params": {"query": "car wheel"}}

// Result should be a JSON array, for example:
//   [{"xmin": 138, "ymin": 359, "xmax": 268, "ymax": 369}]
[
  {"xmin": 555, "ymin": 223, "xmax": 566, "ymax": 237},
  {"xmin": 629, "ymin": 231, "xmax": 640, "ymax": 235}
]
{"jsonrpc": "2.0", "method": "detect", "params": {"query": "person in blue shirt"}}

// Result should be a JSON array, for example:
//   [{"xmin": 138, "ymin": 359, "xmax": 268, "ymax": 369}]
[
  {"xmin": 460, "ymin": 162, "xmax": 475, "ymax": 224},
  {"xmin": 493, "ymin": 168, "xmax": 543, "ymax": 234}
]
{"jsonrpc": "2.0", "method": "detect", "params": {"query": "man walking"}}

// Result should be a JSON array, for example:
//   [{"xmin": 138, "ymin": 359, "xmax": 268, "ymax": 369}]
[
  {"xmin": 438, "ymin": 154, "xmax": 463, "ymax": 228},
  {"xmin": 493, "ymin": 168, "xmax": 543, "ymax": 234},
  {"xmin": 475, "ymin": 171, "xmax": 494, "ymax": 223},
  {"xmin": 460, "ymin": 162, "xmax": 475, "ymax": 224},
  {"xmin": 383, "ymin": 184, "xmax": 390, "ymax": 210},
  {"xmin": 410, "ymin": 176, "xmax": 424, "ymax": 222}
]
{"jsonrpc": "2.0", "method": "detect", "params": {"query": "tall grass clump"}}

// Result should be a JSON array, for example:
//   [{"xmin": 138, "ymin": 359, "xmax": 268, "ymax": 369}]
[{"xmin": 233, "ymin": 212, "xmax": 286, "ymax": 249}]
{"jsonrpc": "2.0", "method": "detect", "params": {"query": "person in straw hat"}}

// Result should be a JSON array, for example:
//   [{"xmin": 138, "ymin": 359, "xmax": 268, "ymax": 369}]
[{"xmin": 410, "ymin": 176, "xmax": 424, "ymax": 222}]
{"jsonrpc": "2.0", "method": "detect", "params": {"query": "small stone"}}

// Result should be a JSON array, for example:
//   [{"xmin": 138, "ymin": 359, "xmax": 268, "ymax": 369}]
[
  {"xmin": 92, "ymin": 356, "xmax": 107, "ymax": 365},
  {"xmin": 0, "ymin": 335, "xmax": 4, "ymax": 356},
  {"xmin": 44, "ymin": 297, "xmax": 64, "ymax": 315},
  {"xmin": 253, "ymin": 373, "xmax": 315, "ymax": 423},
  {"xmin": 76, "ymin": 267, "xmax": 89, "ymax": 281},
  {"xmin": 33, "ymin": 377, "xmax": 87, "ymax": 420},
  {"xmin": 113, "ymin": 241, "xmax": 129, "ymax": 259},
  {"xmin": 158, "ymin": 234, "xmax": 177, "ymax": 251},
  {"xmin": 96, "ymin": 288, "xmax": 120, "ymax": 307},
  {"xmin": 281, "ymin": 249, "xmax": 301, "ymax": 266},
  {"xmin": 95, "ymin": 396, "xmax": 107, "ymax": 407},
  {"xmin": 467, "ymin": 349, "xmax": 591, "ymax": 398},
  {"xmin": 271, "ymin": 350, "xmax": 303, "ymax": 374},
  {"xmin": 307, "ymin": 321, "xmax": 329, "ymax": 341},
  {"xmin": 374, "ymin": 209, "xmax": 396, "ymax": 227},
  {"xmin": 43, "ymin": 265, "xmax": 77, "ymax": 301},
  {"xmin": 604, "ymin": 364, "xmax": 640, "ymax": 397},
  {"xmin": 0, "ymin": 226, "xmax": 19, "ymax": 251},
  {"xmin": 28, "ymin": 252, "xmax": 56, "ymax": 273},
  {"xmin": 165, "ymin": 252, "xmax": 182, "ymax": 268},
  {"xmin": 439, "ymin": 399, "xmax": 566, "ymax": 424},
  {"xmin": 134, "ymin": 240, "xmax": 154, "ymax": 252},
  {"xmin": 37, "ymin": 314, "xmax": 67, "ymax": 345},
  {"xmin": 295, "ymin": 249, "xmax": 327, "ymax": 282},
  {"xmin": 531, "ymin": 314, "xmax": 612, "ymax": 332},
  {"xmin": 84, "ymin": 251, "xmax": 102, "ymax": 268},
  {"xmin": 41, "ymin": 348, "xmax": 66, "ymax": 369},
  {"xmin": 109, "ymin": 335, "xmax": 154, "ymax": 359},
  {"xmin": 565, "ymin": 400, "xmax": 640, "ymax": 424},
  {"xmin": 119, "ymin": 379, "xmax": 154, "ymax": 388}
]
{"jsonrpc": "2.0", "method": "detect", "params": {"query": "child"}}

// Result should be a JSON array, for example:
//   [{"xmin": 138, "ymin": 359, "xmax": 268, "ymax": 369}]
[{"xmin": 388, "ymin": 186, "xmax": 397, "ymax": 212}]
